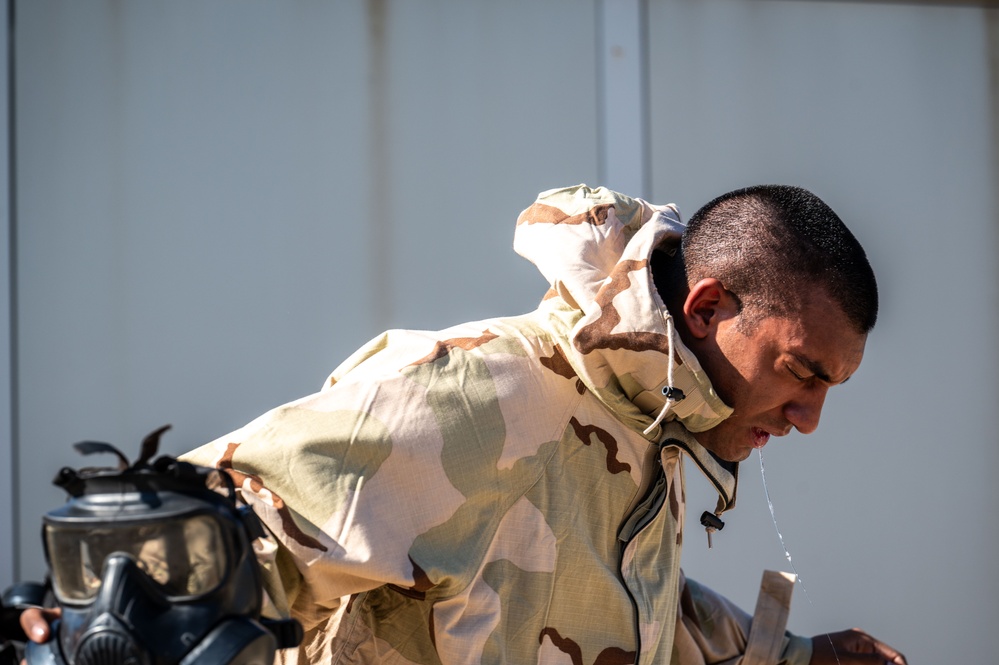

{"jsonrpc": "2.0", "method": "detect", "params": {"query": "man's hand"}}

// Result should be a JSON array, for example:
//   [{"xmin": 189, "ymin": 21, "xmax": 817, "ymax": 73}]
[
  {"xmin": 19, "ymin": 607, "xmax": 58, "ymax": 644},
  {"xmin": 810, "ymin": 629, "xmax": 907, "ymax": 665},
  {"xmin": 18, "ymin": 607, "xmax": 60, "ymax": 665}
]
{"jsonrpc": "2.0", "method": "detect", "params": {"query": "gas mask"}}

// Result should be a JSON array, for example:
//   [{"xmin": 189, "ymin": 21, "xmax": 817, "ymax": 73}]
[{"xmin": 26, "ymin": 426, "xmax": 301, "ymax": 665}]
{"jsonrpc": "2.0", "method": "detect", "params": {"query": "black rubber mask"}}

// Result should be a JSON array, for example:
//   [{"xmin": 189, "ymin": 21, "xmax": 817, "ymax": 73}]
[{"xmin": 27, "ymin": 426, "xmax": 300, "ymax": 665}]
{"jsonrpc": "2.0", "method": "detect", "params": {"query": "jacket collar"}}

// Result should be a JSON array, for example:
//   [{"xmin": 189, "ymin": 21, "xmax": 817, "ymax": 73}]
[
  {"xmin": 515, "ymin": 185, "xmax": 733, "ymax": 438},
  {"xmin": 515, "ymin": 185, "xmax": 740, "ymax": 512},
  {"xmin": 662, "ymin": 422, "xmax": 738, "ymax": 514}
]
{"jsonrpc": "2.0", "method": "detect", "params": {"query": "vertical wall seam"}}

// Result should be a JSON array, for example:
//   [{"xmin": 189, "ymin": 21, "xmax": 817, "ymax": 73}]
[
  {"xmin": 367, "ymin": 0, "xmax": 391, "ymax": 333},
  {"xmin": 596, "ymin": 0, "xmax": 650, "ymax": 199},
  {"xmin": 4, "ymin": 0, "xmax": 17, "ymax": 586},
  {"xmin": 595, "ymin": 2, "xmax": 608, "ymax": 187},
  {"xmin": 637, "ymin": 0, "xmax": 650, "ymax": 199},
  {"xmin": 987, "ymin": 8, "xmax": 999, "ymax": 481}
]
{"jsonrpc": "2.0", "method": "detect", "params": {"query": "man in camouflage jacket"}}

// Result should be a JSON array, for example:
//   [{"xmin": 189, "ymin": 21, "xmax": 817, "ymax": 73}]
[{"xmin": 182, "ymin": 185, "xmax": 905, "ymax": 665}]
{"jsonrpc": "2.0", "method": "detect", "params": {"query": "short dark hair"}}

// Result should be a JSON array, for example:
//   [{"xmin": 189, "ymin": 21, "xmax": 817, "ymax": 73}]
[{"xmin": 680, "ymin": 185, "xmax": 878, "ymax": 334}]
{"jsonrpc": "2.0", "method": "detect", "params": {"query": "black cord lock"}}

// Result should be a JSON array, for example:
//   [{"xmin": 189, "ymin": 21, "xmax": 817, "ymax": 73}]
[{"xmin": 662, "ymin": 386, "xmax": 686, "ymax": 401}]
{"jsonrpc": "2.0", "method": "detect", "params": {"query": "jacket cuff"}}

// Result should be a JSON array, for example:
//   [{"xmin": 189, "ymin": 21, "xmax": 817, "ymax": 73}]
[{"xmin": 780, "ymin": 633, "xmax": 813, "ymax": 665}]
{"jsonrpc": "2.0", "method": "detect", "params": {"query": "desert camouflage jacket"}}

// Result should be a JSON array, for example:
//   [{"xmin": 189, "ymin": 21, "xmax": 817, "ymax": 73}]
[{"xmin": 184, "ymin": 185, "xmax": 813, "ymax": 664}]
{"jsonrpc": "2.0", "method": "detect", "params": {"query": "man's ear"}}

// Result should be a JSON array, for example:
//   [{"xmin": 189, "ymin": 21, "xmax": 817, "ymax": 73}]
[{"xmin": 682, "ymin": 278, "xmax": 740, "ymax": 340}]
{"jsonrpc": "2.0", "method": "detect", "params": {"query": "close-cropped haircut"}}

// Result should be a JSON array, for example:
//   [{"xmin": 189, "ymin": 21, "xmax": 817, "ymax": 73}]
[{"xmin": 680, "ymin": 185, "xmax": 878, "ymax": 334}]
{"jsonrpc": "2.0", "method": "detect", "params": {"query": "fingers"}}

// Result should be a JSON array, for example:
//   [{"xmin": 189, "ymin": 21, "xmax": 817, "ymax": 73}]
[
  {"xmin": 812, "ymin": 629, "xmax": 906, "ymax": 665},
  {"xmin": 871, "ymin": 639, "xmax": 907, "ymax": 665},
  {"xmin": 18, "ymin": 606, "xmax": 60, "ymax": 644},
  {"xmin": 847, "ymin": 628, "xmax": 907, "ymax": 665}
]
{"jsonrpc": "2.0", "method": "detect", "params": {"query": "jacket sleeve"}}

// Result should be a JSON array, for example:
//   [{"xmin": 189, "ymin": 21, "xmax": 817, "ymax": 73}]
[
  {"xmin": 180, "ymin": 322, "xmax": 555, "ymax": 639},
  {"xmin": 672, "ymin": 571, "xmax": 813, "ymax": 665},
  {"xmin": 180, "ymin": 394, "xmax": 391, "ymax": 634},
  {"xmin": 179, "ymin": 328, "xmax": 475, "ymax": 633}
]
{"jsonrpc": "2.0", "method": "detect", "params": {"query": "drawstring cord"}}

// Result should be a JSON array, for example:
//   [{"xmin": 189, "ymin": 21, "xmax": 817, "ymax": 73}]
[
  {"xmin": 643, "ymin": 316, "xmax": 731, "ymax": 547},
  {"xmin": 642, "ymin": 316, "xmax": 686, "ymax": 436}
]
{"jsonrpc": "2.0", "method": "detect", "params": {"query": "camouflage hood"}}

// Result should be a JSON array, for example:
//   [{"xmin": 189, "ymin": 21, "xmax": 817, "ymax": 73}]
[{"xmin": 514, "ymin": 185, "xmax": 734, "ymax": 439}]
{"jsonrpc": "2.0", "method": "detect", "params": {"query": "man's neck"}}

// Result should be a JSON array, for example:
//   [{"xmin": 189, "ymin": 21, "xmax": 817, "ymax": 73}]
[{"xmin": 650, "ymin": 248, "xmax": 693, "ymax": 347}]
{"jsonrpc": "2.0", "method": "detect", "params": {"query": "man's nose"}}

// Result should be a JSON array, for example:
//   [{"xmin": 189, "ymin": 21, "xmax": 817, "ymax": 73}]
[{"xmin": 784, "ymin": 385, "xmax": 829, "ymax": 435}]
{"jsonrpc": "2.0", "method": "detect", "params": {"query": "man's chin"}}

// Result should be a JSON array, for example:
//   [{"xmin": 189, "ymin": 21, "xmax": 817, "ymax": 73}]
[
  {"xmin": 710, "ymin": 445, "xmax": 754, "ymax": 463},
  {"xmin": 729, "ymin": 447, "xmax": 755, "ymax": 463},
  {"xmin": 691, "ymin": 428, "xmax": 762, "ymax": 463},
  {"xmin": 694, "ymin": 435, "xmax": 754, "ymax": 463}
]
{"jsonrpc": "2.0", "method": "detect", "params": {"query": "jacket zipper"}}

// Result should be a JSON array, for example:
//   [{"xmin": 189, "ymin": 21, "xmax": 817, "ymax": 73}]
[
  {"xmin": 617, "ymin": 444, "xmax": 669, "ymax": 664},
  {"xmin": 618, "ymin": 447, "xmax": 667, "ymax": 543}
]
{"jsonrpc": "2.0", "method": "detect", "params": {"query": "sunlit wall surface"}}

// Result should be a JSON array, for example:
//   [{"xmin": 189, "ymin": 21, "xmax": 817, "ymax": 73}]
[
  {"xmin": 7, "ymin": 2, "xmax": 996, "ymax": 663},
  {"xmin": 648, "ymin": 5, "xmax": 999, "ymax": 664}
]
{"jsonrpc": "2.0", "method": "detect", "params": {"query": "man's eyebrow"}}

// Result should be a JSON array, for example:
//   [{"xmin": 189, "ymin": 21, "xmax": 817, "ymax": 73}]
[{"xmin": 793, "ymin": 354, "xmax": 850, "ymax": 385}]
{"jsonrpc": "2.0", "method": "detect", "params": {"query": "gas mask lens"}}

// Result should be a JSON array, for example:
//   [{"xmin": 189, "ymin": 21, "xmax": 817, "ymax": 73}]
[{"xmin": 45, "ymin": 514, "xmax": 229, "ymax": 604}]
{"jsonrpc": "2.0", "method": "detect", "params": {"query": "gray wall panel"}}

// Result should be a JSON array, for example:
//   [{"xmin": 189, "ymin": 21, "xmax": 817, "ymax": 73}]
[
  {"xmin": 13, "ymin": 0, "xmax": 599, "ymax": 586},
  {"xmin": 649, "ymin": 2, "xmax": 997, "ymax": 663},
  {"xmin": 0, "ymin": 0, "xmax": 12, "ymax": 588},
  {"xmin": 375, "ymin": 0, "xmax": 599, "ymax": 331}
]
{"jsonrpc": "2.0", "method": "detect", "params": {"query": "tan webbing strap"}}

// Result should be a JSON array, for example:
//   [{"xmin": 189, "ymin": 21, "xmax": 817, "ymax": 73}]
[{"xmin": 742, "ymin": 570, "xmax": 797, "ymax": 665}]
